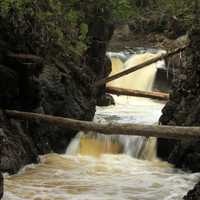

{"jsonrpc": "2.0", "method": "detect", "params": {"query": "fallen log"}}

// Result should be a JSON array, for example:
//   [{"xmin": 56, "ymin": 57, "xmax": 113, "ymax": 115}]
[
  {"xmin": 106, "ymin": 86, "xmax": 169, "ymax": 100},
  {"xmin": 95, "ymin": 46, "xmax": 187, "ymax": 87},
  {"xmin": 5, "ymin": 109, "xmax": 200, "ymax": 140}
]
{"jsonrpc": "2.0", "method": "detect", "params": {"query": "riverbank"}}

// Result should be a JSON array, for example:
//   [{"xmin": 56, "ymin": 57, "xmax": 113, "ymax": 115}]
[
  {"xmin": 108, "ymin": 16, "xmax": 200, "ymax": 198},
  {"xmin": 158, "ymin": 18, "xmax": 200, "ymax": 200},
  {"xmin": 3, "ymin": 95, "xmax": 200, "ymax": 200},
  {"xmin": 0, "ymin": 1, "xmax": 113, "ymax": 197},
  {"xmin": 1, "ymin": 1, "xmax": 200, "ymax": 199}
]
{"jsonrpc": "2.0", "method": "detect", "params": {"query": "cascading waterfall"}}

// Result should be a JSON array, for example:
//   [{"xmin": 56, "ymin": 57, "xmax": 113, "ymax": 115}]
[
  {"xmin": 66, "ymin": 131, "xmax": 157, "ymax": 160},
  {"xmin": 66, "ymin": 49, "xmax": 166, "ymax": 161},
  {"xmin": 108, "ymin": 52, "xmax": 160, "ymax": 91},
  {"xmin": 4, "ymin": 49, "xmax": 200, "ymax": 200}
]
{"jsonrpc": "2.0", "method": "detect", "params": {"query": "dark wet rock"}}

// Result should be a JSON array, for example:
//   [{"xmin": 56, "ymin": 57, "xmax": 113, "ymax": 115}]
[
  {"xmin": 34, "ymin": 63, "xmax": 96, "ymax": 153},
  {"xmin": 153, "ymin": 68, "xmax": 173, "ymax": 93},
  {"xmin": 95, "ymin": 54, "xmax": 114, "ymax": 107},
  {"xmin": 0, "ymin": 65, "xmax": 19, "ymax": 109},
  {"xmin": 158, "ymin": 20, "xmax": 200, "ymax": 199},
  {"xmin": 0, "ymin": 54, "xmax": 100, "ymax": 174},
  {"xmin": 168, "ymin": 139, "xmax": 200, "ymax": 172},
  {"xmin": 19, "ymin": 76, "xmax": 42, "ymax": 111},
  {"xmin": 184, "ymin": 182, "xmax": 200, "ymax": 200},
  {"xmin": 157, "ymin": 138, "xmax": 178, "ymax": 161},
  {"xmin": 158, "ymin": 24, "xmax": 200, "ymax": 170},
  {"xmin": 0, "ymin": 4, "xmax": 113, "ymax": 176},
  {"xmin": 96, "ymin": 94, "xmax": 115, "ymax": 106},
  {"xmin": 0, "ymin": 112, "xmax": 38, "ymax": 174}
]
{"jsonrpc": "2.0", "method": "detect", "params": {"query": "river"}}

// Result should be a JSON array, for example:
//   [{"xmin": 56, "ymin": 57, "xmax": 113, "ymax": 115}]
[{"xmin": 3, "ymin": 49, "xmax": 200, "ymax": 200}]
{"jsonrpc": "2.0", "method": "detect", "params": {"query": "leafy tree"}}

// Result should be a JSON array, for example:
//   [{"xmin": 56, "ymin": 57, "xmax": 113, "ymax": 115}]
[
  {"xmin": 0, "ymin": 0, "xmax": 133, "ymax": 61},
  {"xmin": 0, "ymin": 0, "xmax": 197, "ymax": 61}
]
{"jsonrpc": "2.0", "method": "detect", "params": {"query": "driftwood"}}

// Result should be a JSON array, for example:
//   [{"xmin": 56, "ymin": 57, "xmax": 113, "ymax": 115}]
[
  {"xmin": 106, "ymin": 86, "xmax": 169, "ymax": 100},
  {"xmin": 95, "ymin": 46, "xmax": 187, "ymax": 87},
  {"xmin": 5, "ymin": 109, "xmax": 200, "ymax": 140}
]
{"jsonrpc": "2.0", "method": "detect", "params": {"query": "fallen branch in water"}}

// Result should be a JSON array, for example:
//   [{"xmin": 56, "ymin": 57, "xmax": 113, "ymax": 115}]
[
  {"xmin": 106, "ymin": 86, "xmax": 169, "ymax": 100},
  {"xmin": 5, "ymin": 109, "xmax": 200, "ymax": 140},
  {"xmin": 95, "ymin": 46, "xmax": 187, "ymax": 87}
]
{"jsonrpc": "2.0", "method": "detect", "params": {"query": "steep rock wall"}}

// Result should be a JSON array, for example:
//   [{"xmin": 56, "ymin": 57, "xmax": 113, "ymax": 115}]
[
  {"xmin": 0, "ymin": 2, "xmax": 113, "ymax": 178},
  {"xmin": 158, "ymin": 25, "xmax": 200, "ymax": 171},
  {"xmin": 158, "ymin": 22, "xmax": 200, "ymax": 199}
]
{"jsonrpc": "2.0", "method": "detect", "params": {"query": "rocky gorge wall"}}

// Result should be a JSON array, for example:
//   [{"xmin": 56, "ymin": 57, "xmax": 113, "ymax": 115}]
[
  {"xmin": 109, "ymin": 12, "xmax": 200, "ymax": 198},
  {"xmin": 158, "ymin": 24, "xmax": 200, "ymax": 172},
  {"xmin": 158, "ymin": 22, "xmax": 200, "ymax": 199},
  {"xmin": 0, "ymin": 2, "xmax": 113, "ymax": 198}
]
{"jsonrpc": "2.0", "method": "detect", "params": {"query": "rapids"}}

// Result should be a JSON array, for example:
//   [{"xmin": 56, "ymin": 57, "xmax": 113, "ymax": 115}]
[{"xmin": 3, "ymin": 49, "xmax": 200, "ymax": 200}]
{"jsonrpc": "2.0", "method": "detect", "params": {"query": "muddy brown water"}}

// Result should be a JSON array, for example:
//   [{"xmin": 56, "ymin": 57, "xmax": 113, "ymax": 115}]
[{"xmin": 3, "ymin": 51, "xmax": 200, "ymax": 200}]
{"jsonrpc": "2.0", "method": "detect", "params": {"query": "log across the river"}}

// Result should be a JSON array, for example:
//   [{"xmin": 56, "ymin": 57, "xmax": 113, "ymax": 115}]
[
  {"xmin": 106, "ymin": 86, "xmax": 169, "ymax": 100},
  {"xmin": 5, "ymin": 110, "xmax": 200, "ymax": 140},
  {"xmin": 95, "ymin": 46, "xmax": 187, "ymax": 87}
]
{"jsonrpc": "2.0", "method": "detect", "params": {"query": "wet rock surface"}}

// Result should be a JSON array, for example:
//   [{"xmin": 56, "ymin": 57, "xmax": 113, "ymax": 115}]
[
  {"xmin": 96, "ymin": 94, "xmax": 115, "ymax": 107},
  {"xmin": 0, "ymin": 49, "xmax": 106, "ymax": 175},
  {"xmin": 159, "ymin": 25, "xmax": 200, "ymax": 170},
  {"xmin": 0, "ymin": 5, "xmax": 113, "ymax": 183},
  {"xmin": 184, "ymin": 182, "xmax": 200, "ymax": 200},
  {"xmin": 0, "ymin": 5, "xmax": 113, "ymax": 196},
  {"xmin": 159, "ymin": 24, "xmax": 200, "ymax": 198}
]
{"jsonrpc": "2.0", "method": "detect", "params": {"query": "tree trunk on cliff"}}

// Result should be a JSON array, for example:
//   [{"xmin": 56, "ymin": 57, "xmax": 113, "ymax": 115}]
[
  {"xmin": 5, "ymin": 110, "xmax": 200, "ymax": 140},
  {"xmin": 95, "ymin": 46, "xmax": 187, "ymax": 87},
  {"xmin": 106, "ymin": 86, "xmax": 169, "ymax": 100}
]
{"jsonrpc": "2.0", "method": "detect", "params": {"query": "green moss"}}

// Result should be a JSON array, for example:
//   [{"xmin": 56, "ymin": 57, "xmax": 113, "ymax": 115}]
[
  {"xmin": 0, "ymin": 0, "xmax": 197, "ymax": 62},
  {"xmin": 0, "ymin": 0, "xmax": 133, "ymax": 63}
]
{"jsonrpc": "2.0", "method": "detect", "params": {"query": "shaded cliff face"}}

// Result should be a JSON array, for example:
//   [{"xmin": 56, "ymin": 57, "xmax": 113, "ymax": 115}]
[
  {"xmin": 158, "ymin": 25, "xmax": 200, "ymax": 171},
  {"xmin": 157, "ymin": 21, "xmax": 200, "ymax": 199},
  {"xmin": 0, "ymin": 3, "xmax": 113, "ymax": 177}
]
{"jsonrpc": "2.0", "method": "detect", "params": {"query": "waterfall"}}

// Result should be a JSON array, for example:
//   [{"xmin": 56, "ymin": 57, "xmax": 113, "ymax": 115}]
[
  {"xmin": 4, "ymin": 49, "xmax": 198, "ymax": 200},
  {"xmin": 66, "ymin": 49, "xmax": 165, "ymax": 161},
  {"xmin": 107, "ymin": 51, "xmax": 165, "ymax": 91},
  {"xmin": 66, "ymin": 131, "xmax": 157, "ymax": 161}
]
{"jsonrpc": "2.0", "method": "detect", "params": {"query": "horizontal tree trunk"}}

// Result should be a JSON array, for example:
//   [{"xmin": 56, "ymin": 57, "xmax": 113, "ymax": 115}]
[
  {"xmin": 5, "ymin": 110, "xmax": 200, "ymax": 140},
  {"xmin": 95, "ymin": 46, "xmax": 187, "ymax": 87},
  {"xmin": 106, "ymin": 86, "xmax": 169, "ymax": 100}
]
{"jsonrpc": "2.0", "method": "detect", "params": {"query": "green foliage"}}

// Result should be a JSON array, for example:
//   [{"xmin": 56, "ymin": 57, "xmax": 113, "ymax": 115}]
[
  {"xmin": 0, "ymin": 0, "xmax": 26, "ymax": 16},
  {"xmin": 107, "ymin": 0, "xmax": 133, "ymax": 22},
  {"xmin": 0, "ymin": 0, "xmax": 87, "ymax": 61},
  {"xmin": 0, "ymin": 0, "xmax": 197, "ymax": 61},
  {"xmin": 130, "ymin": 0, "xmax": 195, "ymax": 26},
  {"xmin": 0, "ymin": 0, "xmax": 133, "ymax": 62}
]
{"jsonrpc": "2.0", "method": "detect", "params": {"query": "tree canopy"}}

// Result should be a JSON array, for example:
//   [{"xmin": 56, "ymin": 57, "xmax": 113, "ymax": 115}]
[{"xmin": 0, "ymin": 0, "xmax": 198, "ymax": 60}]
